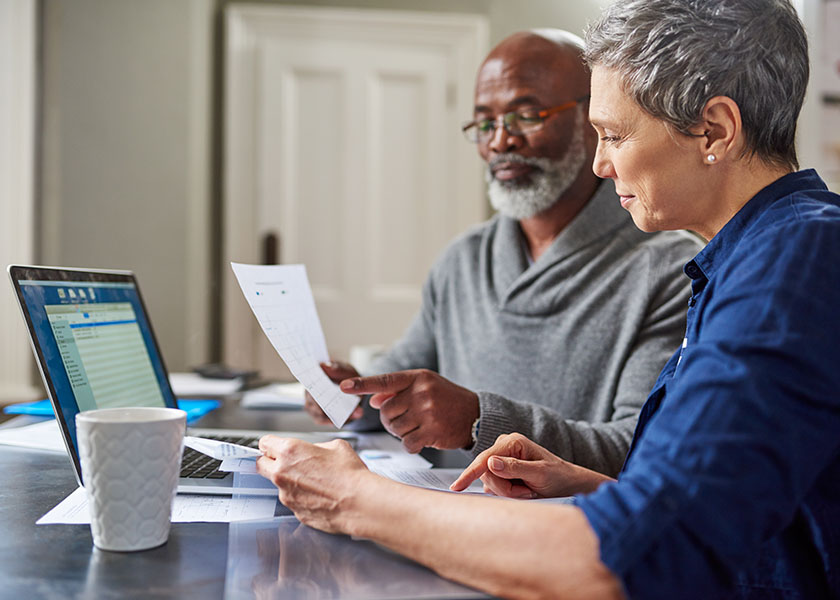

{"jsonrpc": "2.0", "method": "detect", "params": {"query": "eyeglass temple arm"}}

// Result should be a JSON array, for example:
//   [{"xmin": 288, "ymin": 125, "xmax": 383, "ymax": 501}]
[
  {"xmin": 538, "ymin": 95, "xmax": 591, "ymax": 118},
  {"xmin": 462, "ymin": 94, "xmax": 590, "ymax": 133}
]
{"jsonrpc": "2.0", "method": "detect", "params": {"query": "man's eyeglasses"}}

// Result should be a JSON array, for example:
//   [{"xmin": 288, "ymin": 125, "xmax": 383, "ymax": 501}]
[{"xmin": 461, "ymin": 95, "xmax": 589, "ymax": 143}]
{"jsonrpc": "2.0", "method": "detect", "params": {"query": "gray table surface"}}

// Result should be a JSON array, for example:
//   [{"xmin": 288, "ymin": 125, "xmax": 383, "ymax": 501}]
[{"xmin": 0, "ymin": 398, "xmax": 475, "ymax": 599}]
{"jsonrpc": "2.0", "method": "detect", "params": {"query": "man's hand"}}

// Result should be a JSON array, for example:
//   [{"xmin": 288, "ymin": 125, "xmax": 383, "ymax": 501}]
[
  {"xmin": 256, "ymin": 435, "xmax": 372, "ymax": 534},
  {"xmin": 339, "ymin": 369, "xmax": 479, "ymax": 453},
  {"xmin": 304, "ymin": 361, "xmax": 364, "ymax": 425},
  {"xmin": 450, "ymin": 432, "xmax": 614, "ymax": 498}
]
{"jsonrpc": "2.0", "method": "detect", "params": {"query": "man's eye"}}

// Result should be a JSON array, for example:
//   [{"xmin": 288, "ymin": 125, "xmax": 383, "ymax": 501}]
[
  {"xmin": 601, "ymin": 135, "xmax": 621, "ymax": 144},
  {"xmin": 476, "ymin": 120, "xmax": 494, "ymax": 132},
  {"xmin": 516, "ymin": 113, "xmax": 542, "ymax": 124}
]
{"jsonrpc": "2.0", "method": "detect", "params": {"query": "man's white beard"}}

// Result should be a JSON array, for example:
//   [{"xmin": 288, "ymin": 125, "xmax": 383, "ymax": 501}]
[{"xmin": 486, "ymin": 109, "xmax": 587, "ymax": 221}]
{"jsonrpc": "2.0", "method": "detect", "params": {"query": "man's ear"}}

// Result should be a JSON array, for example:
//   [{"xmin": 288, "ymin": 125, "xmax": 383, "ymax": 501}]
[{"xmin": 695, "ymin": 96, "xmax": 742, "ymax": 164}]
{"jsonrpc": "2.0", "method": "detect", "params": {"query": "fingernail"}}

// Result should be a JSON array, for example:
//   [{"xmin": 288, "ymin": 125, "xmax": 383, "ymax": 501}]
[
  {"xmin": 489, "ymin": 457, "xmax": 504, "ymax": 471},
  {"xmin": 340, "ymin": 379, "xmax": 357, "ymax": 391}
]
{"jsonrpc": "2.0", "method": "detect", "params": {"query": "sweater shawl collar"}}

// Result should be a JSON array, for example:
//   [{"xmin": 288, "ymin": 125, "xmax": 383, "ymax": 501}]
[{"xmin": 490, "ymin": 179, "xmax": 628, "ymax": 314}]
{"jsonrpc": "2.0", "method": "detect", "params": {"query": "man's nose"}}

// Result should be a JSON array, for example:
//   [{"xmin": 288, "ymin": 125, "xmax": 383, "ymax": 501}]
[{"xmin": 487, "ymin": 123, "xmax": 524, "ymax": 154}]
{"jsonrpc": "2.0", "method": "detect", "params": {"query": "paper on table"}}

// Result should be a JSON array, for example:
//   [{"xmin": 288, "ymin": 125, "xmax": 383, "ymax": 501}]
[
  {"xmin": 0, "ymin": 418, "xmax": 66, "ymax": 452},
  {"xmin": 221, "ymin": 446, "xmax": 432, "ymax": 475},
  {"xmin": 37, "ymin": 487, "xmax": 278, "ymax": 525},
  {"xmin": 230, "ymin": 263, "xmax": 360, "ymax": 427},
  {"xmin": 359, "ymin": 449, "xmax": 432, "ymax": 470},
  {"xmin": 184, "ymin": 436, "xmax": 262, "ymax": 459},
  {"xmin": 169, "ymin": 372, "xmax": 243, "ymax": 396},
  {"xmin": 370, "ymin": 468, "xmax": 487, "ymax": 494},
  {"xmin": 240, "ymin": 382, "xmax": 306, "ymax": 409}
]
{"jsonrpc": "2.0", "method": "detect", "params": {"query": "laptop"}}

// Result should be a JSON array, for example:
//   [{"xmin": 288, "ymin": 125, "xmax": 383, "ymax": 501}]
[{"xmin": 8, "ymin": 265, "xmax": 347, "ymax": 495}]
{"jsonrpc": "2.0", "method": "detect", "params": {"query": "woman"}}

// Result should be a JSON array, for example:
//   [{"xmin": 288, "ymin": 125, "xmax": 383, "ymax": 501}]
[{"xmin": 256, "ymin": 0, "xmax": 840, "ymax": 597}]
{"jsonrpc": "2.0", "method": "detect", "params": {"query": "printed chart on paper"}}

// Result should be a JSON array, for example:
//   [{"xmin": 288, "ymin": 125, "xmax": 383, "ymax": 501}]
[{"xmin": 230, "ymin": 263, "xmax": 360, "ymax": 427}]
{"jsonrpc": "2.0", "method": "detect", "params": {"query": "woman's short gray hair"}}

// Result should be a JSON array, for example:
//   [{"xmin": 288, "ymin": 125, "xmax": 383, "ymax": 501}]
[{"xmin": 584, "ymin": 0, "xmax": 808, "ymax": 170}]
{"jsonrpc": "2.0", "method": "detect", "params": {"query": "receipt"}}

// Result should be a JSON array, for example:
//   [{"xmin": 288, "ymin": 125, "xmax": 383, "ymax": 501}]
[{"xmin": 184, "ymin": 436, "xmax": 262, "ymax": 459}]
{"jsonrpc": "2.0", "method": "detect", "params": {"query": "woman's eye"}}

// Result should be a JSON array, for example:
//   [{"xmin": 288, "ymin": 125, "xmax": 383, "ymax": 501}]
[{"xmin": 601, "ymin": 135, "xmax": 622, "ymax": 144}]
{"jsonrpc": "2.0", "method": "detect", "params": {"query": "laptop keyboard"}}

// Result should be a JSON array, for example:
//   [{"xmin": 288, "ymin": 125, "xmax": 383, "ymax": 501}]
[{"xmin": 180, "ymin": 434, "xmax": 260, "ymax": 479}]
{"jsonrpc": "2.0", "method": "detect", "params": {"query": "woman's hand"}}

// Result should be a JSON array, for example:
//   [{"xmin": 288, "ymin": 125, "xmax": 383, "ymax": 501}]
[
  {"xmin": 450, "ymin": 433, "xmax": 614, "ymax": 498},
  {"xmin": 256, "ymin": 435, "xmax": 374, "ymax": 533}
]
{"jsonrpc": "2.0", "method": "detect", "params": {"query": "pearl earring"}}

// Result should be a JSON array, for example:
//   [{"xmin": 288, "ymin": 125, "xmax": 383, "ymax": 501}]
[{"xmin": 707, "ymin": 154, "xmax": 717, "ymax": 163}]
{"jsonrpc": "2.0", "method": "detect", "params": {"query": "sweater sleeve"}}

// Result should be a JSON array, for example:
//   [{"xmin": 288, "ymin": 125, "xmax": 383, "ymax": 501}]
[{"xmin": 472, "ymin": 237, "xmax": 694, "ymax": 478}]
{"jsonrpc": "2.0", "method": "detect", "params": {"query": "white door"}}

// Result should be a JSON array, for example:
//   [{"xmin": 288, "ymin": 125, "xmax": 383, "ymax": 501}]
[{"xmin": 223, "ymin": 6, "xmax": 489, "ymax": 377}]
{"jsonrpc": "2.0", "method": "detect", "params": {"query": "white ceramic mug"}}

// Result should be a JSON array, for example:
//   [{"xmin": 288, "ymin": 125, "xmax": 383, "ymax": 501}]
[{"xmin": 76, "ymin": 407, "xmax": 186, "ymax": 552}]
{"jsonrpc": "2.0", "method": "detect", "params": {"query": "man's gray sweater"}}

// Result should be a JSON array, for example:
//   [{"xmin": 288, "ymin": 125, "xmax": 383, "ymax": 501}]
[{"xmin": 361, "ymin": 180, "xmax": 702, "ymax": 477}]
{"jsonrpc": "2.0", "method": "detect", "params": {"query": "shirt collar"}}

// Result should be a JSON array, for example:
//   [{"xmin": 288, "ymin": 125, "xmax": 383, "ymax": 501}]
[{"xmin": 685, "ymin": 169, "xmax": 826, "ymax": 284}]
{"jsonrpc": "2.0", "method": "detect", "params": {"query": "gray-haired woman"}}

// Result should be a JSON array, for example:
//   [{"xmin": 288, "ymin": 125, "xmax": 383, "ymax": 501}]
[{"xmin": 255, "ymin": 1, "xmax": 840, "ymax": 598}]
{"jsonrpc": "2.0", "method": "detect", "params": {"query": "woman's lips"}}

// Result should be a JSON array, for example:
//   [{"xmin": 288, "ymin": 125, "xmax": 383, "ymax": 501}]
[{"xmin": 618, "ymin": 194, "xmax": 636, "ymax": 208}]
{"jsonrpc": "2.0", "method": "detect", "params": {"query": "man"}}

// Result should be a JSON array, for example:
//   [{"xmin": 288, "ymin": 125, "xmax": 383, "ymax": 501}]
[{"xmin": 306, "ymin": 29, "xmax": 701, "ymax": 476}]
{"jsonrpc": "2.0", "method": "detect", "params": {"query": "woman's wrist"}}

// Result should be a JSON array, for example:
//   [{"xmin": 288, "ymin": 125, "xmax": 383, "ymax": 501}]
[
  {"xmin": 341, "ymin": 470, "xmax": 396, "ymax": 538},
  {"xmin": 562, "ymin": 461, "xmax": 614, "ymax": 495}
]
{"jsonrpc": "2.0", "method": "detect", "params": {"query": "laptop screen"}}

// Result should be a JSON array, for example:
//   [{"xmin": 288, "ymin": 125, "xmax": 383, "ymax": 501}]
[{"xmin": 11, "ymin": 268, "xmax": 175, "ymax": 459}]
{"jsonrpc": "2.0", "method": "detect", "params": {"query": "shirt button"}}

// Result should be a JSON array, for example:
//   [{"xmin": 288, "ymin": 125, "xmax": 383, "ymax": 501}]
[{"xmin": 685, "ymin": 264, "xmax": 701, "ymax": 278}]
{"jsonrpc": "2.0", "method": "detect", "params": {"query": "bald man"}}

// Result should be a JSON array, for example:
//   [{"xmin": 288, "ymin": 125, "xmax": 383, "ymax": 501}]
[{"xmin": 305, "ymin": 30, "xmax": 701, "ymax": 476}]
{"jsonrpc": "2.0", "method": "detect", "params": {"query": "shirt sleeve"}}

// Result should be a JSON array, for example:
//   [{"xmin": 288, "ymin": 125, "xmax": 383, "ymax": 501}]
[
  {"xmin": 473, "ymin": 239, "xmax": 693, "ymax": 478},
  {"xmin": 576, "ymin": 219, "xmax": 840, "ymax": 598}
]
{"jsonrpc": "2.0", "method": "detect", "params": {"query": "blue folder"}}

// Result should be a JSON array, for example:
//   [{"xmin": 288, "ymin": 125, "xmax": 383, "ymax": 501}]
[{"xmin": 3, "ymin": 398, "xmax": 221, "ymax": 424}]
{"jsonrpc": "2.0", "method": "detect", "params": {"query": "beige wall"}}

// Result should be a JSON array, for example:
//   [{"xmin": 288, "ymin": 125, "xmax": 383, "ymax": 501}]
[
  {"xmin": 40, "ymin": 0, "xmax": 214, "ymax": 372},
  {"xmin": 38, "ymin": 0, "xmax": 609, "ymax": 372}
]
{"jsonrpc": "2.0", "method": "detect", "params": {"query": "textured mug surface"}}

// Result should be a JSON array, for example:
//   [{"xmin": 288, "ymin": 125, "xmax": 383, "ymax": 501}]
[{"xmin": 76, "ymin": 407, "xmax": 186, "ymax": 552}]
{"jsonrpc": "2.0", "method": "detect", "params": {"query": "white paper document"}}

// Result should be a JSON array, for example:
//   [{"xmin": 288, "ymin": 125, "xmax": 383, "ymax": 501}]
[
  {"xmin": 184, "ymin": 436, "xmax": 262, "ymax": 459},
  {"xmin": 230, "ymin": 263, "xmax": 360, "ymax": 427},
  {"xmin": 169, "ymin": 372, "xmax": 243, "ymax": 396},
  {"xmin": 37, "ymin": 487, "xmax": 278, "ymax": 525},
  {"xmin": 219, "ymin": 447, "xmax": 435, "ymax": 476},
  {"xmin": 359, "ymin": 449, "xmax": 432, "ymax": 470},
  {"xmin": 370, "ymin": 468, "xmax": 486, "ymax": 494},
  {"xmin": 0, "ymin": 418, "xmax": 66, "ymax": 453},
  {"xmin": 240, "ymin": 382, "xmax": 306, "ymax": 409}
]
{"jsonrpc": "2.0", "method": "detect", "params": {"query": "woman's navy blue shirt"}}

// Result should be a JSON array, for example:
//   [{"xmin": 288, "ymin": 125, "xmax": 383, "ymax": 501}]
[{"xmin": 577, "ymin": 170, "xmax": 840, "ymax": 599}]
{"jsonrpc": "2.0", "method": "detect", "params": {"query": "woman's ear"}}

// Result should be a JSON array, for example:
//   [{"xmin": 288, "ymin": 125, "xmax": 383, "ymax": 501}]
[{"xmin": 698, "ymin": 96, "xmax": 742, "ymax": 165}]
